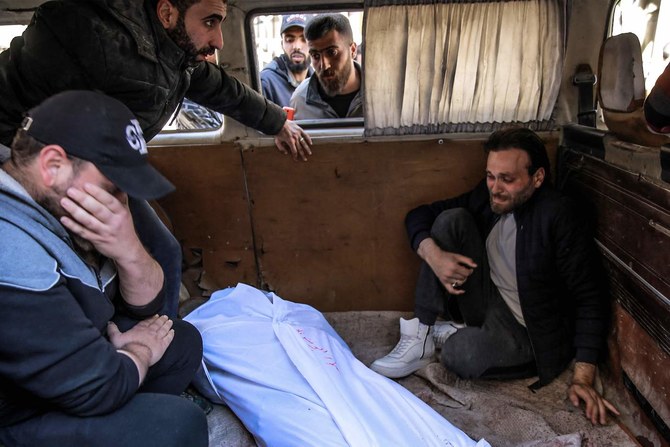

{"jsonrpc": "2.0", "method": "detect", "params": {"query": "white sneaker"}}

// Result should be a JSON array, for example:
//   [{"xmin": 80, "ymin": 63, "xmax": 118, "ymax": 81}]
[
  {"xmin": 370, "ymin": 317, "xmax": 435, "ymax": 378},
  {"xmin": 432, "ymin": 320, "xmax": 466, "ymax": 347}
]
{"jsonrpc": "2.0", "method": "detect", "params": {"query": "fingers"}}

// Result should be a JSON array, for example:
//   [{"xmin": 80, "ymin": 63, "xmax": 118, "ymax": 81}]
[
  {"xmin": 149, "ymin": 314, "xmax": 174, "ymax": 336},
  {"xmin": 275, "ymin": 121, "xmax": 312, "ymax": 161},
  {"xmin": 446, "ymin": 283, "xmax": 466, "ymax": 295},
  {"xmin": 603, "ymin": 398, "xmax": 620, "ymax": 416},
  {"xmin": 59, "ymin": 184, "xmax": 124, "ymax": 233},
  {"xmin": 568, "ymin": 383, "xmax": 618, "ymax": 425},
  {"xmin": 107, "ymin": 321, "xmax": 120, "ymax": 337},
  {"xmin": 296, "ymin": 133, "xmax": 312, "ymax": 160},
  {"xmin": 596, "ymin": 397, "xmax": 607, "ymax": 425},
  {"xmin": 445, "ymin": 255, "xmax": 477, "ymax": 294},
  {"xmin": 568, "ymin": 387, "xmax": 580, "ymax": 407},
  {"xmin": 286, "ymin": 133, "xmax": 310, "ymax": 161},
  {"xmin": 453, "ymin": 254, "xmax": 478, "ymax": 271}
]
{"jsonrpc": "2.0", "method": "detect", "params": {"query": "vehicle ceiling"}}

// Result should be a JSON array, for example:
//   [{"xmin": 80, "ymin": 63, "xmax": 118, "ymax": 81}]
[{"xmin": 0, "ymin": 0, "xmax": 364, "ymax": 24}]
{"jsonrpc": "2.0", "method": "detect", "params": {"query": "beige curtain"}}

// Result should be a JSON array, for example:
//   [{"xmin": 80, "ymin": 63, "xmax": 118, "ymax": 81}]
[{"xmin": 364, "ymin": 0, "xmax": 567, "ymax": 136}]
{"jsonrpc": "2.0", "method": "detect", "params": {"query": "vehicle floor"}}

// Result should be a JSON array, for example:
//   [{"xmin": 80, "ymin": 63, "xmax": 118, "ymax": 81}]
[{"xmin": 201, "ymin": 310, "xmax": 637, "ymax": 447}]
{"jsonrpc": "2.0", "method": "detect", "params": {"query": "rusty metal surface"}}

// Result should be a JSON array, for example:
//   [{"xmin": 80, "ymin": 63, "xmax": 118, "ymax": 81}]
[
  {"xmin": 606, "ymin": 302, "xmax": 670, "ymax": 447},
  {"xmin": 561, "ymin": 140, "xmax": 670, "ymax": 446}
]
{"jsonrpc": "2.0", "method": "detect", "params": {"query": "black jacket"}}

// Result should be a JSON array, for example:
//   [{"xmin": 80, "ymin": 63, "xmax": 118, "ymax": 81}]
[
  {"xmin": 0, "ymin": 0, "xmax": 286, "ymax": 145},
  {"xmin": 406, "ymin": 180, "xmax": 608, "ymax": 385}
]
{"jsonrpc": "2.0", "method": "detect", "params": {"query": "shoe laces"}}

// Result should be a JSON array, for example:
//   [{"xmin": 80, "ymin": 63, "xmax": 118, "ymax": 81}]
[{"xmin": 389, "ymin": 334, "xmax": 417, "ymax": 356}]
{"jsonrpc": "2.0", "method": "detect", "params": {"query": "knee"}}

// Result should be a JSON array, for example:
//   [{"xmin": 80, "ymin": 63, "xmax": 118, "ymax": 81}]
[
  {"xmin": 431, "ymin": 208, "xmax": 476, "ymax": 244},
  {"xmin": 439, "ymin": 330, "xmax": 483, "ymax": 379},
  {"xmin": 153, "ymin": 396, "xmax": 209, "ymax": 447},
  {"xmin": 169, "ymin": 320, "xmax": 203, "ymax": 369}
]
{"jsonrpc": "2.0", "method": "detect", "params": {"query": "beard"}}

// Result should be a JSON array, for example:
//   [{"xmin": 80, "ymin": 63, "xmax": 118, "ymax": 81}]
[
  {"xmin": 285, "ymin": 52, "xmax": 309, "ymax": 73},
  {"xmin": 166, "ymin": 15, "xmax": 215, "ymax": 66},
  {"xmin": 489, "ymin": 182, "xmax": 536, "ymax": 215},
  {"xmin": 36, "ymin": 184, "xmax": 95, "ymax": 256},
  {"xmin": 317, "ymin": 53, "xmax": 352, "ymax": 97}
]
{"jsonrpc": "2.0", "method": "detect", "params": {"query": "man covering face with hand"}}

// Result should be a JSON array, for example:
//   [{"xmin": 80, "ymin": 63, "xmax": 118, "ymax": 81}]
[{"xmin": 0, "ymin": 91, "xmax": 207, "ymax": 447}]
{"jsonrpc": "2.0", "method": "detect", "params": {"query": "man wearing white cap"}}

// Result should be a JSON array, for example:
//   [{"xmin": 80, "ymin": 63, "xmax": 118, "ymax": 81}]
[{"xmin": 0, "ymin": 91, "xmax": 207, "ymax": 447}]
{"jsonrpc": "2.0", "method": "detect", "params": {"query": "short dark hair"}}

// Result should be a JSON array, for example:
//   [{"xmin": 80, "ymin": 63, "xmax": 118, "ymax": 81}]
[
  {"xmin": 484, "ymin": 127, "xmax": 552, "ymax": 184},
  {"xmin": 10, "ymin": 128, "xmax": 85, "ymax": 169},
  {"xmin": 151, "ymin": 0, "xmax": 226, "ymax": 15},
  {"xmin": 10, "ymin": 128, "xmax": 45, "ymax": 167},
  {"xmin": 304, "ymin": 14, "xmax": 353, "ymax": 43}
]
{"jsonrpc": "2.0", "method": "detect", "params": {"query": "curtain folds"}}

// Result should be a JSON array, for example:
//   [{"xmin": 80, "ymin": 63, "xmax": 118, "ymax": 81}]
[{"xmin": 363, "ymin": 0, "xmax": 567, "ymax": 136}]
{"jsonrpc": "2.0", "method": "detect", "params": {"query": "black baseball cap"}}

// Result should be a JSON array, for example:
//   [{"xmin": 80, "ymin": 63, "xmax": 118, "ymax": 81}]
[
  {"xmin": 280, "ymin": 14, "xmax": 311, "ymax": 34},
  {"xmin": 21, "ymin": 90, "xmax": 175, "ymax": 200}
]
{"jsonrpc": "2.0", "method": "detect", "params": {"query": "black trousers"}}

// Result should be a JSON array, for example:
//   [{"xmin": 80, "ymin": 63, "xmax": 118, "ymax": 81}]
[
  {"xmin": 0, "ymin": 320, "xmax": 206, "ymax": 447},
  {"xmin": 0, "ymin": 393, "xmax": 208, "ymax": 447},
  {"xmin": 128, "ymin": 198, "xmax": 182, "ymax": 319},
  {"xmin": 414, "ymin": 208, "xmax": 536, "ymax": 380}
]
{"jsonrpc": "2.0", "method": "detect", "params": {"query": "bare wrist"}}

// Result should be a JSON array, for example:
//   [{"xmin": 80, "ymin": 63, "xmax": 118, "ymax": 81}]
[{"xmin": 572, "ymin": 361, "xmax": 596, "ymax": 386}]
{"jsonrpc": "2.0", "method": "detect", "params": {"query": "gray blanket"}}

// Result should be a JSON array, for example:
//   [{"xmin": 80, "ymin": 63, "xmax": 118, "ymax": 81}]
[{"xmin": 204, "ymin": 311, "xmax": 635, "ymax": 447}]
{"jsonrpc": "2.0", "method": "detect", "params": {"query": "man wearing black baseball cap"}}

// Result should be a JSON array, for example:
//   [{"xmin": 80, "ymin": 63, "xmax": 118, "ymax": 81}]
[
  {"xmin": 0, "ymin": 91, "xmax": 207, "ymax": 447},
  {"xmin": 261, "ymin": 13, "xmax": 314, "ymax": 107}
]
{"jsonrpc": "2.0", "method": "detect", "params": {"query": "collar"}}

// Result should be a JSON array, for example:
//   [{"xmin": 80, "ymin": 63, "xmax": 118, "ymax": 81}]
[
  {"xmin": 143, "ymin": 0, "xmax": 187, "ymax": 69},
  {"xmin": 0, "ymin": 168, "xmax": 33, "ymax": 203}
]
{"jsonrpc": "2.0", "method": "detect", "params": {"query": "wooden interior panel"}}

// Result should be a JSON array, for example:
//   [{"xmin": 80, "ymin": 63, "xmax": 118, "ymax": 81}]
[
  {"xmin": 562, "ymin": 150, "xmax": 670, "ymax": 308},
  {"xmin": 147, "ymin": 134, "xmax": 557, "ymax": 311},
  {"xmin": 243, "ymin": 137, "xmax": 558, "ymax": 311},
  {"xmin": 149, "ymin": 144, "xmax": 257, "ymax": 295}
]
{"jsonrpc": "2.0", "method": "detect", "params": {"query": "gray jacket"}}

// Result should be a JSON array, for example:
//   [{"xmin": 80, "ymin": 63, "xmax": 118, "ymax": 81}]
[{"xmin": 290, "ymin": 62, "xmax": 364, "ymax": 120}]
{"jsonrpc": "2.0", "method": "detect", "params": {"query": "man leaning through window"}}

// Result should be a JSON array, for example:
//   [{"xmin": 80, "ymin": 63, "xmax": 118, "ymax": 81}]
[
  {"xmin": 0, "ymin": 91, "xmax": 207, "ymax": 447},
  {"xmin": 290, "ymin": 14, "xmax": 363, "ymax": 120}
]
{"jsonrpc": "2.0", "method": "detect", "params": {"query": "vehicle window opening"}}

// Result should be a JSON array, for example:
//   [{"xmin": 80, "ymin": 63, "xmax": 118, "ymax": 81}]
[
  {"xmin": 0, "ymin": 24, "xmax": 26, "ymax": 52},
  {"xmin": 610, "ymin": 0, "xmax": 670, "ymax": 94},
  {"xmin": 161, "ymin": 52, "xmax": 224, "ymax": 134},
  {"xmin": 251, "ymin": 10, "xmax": 364, "ymax": 128}
]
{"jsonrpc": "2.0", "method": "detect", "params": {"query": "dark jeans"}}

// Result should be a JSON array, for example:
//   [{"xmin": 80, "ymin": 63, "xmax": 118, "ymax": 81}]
[
  {"xmin": 414, "ymin": 208, "xmax": 488, "ymax": 326},
  {"xmin": 112, "ymin": 317, "xmax": 204, "ymax": 395},
  {"xmin": 128, "ymin": 198, "xmax": 182, "ymax": 318},
  {"xmin": 0, "ymin": 394, "xmax": 208, "ymax": 447},
  {"xmin": 414, "ymin": 208, "xmax": 536, "ymax": 380},
  {"xmin": 0, "ymin": 320, "xmax": 205, "ymax": 446}
]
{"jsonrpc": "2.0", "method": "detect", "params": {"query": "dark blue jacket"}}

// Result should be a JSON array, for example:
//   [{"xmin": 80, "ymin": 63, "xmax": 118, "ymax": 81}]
[
  {"xmin": 260, "ymin": 54, "xmax": 313, "ymax": 108},
  {"xmin": 406, "ymin": 180, "xmax": 608, "ymax": 385}
]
